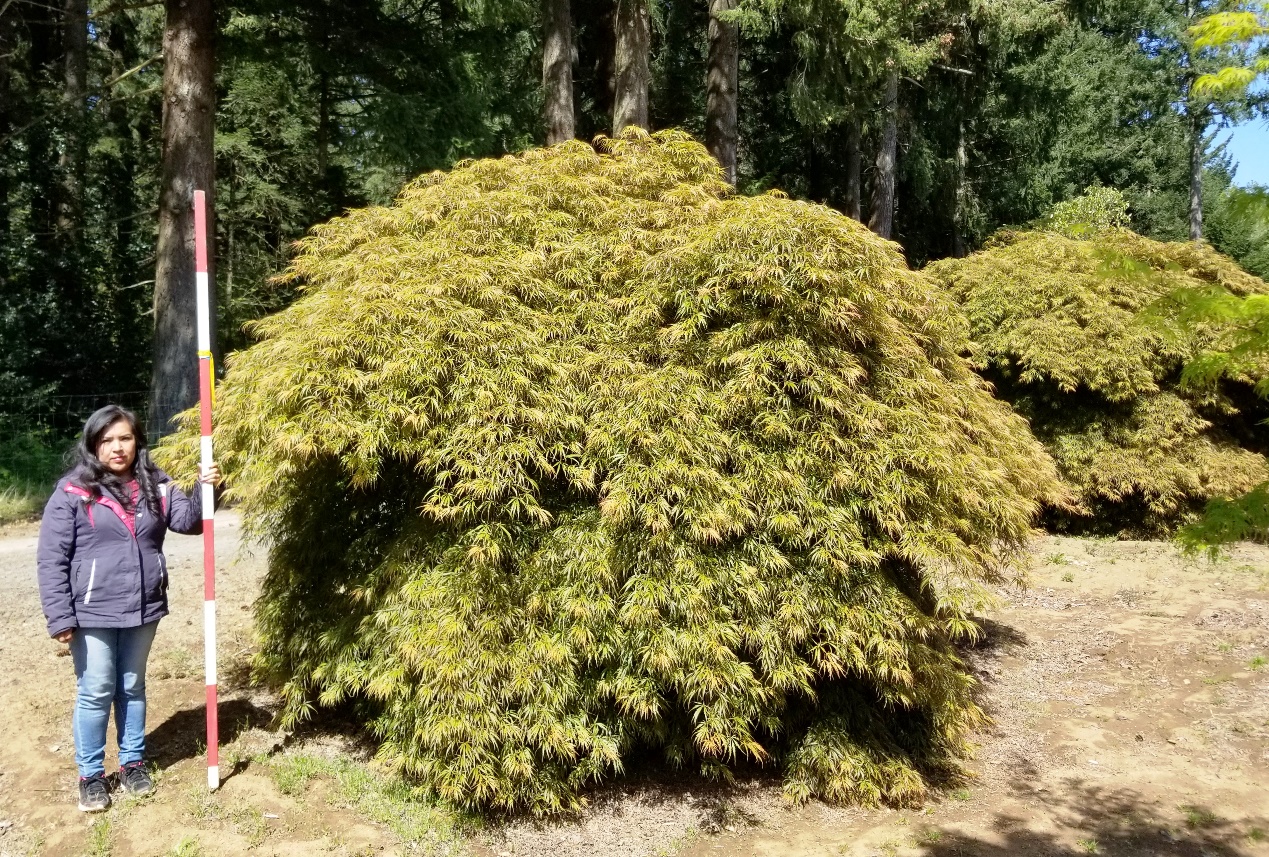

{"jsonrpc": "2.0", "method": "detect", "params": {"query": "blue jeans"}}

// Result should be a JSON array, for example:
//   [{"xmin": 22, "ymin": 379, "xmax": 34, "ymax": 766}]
[{"xmin": 69, "ymin": 622, "xmax": 159, "ymax": 778}]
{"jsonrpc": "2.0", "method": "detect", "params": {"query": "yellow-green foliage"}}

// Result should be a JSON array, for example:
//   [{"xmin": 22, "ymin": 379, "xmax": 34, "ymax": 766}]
[
  {"xmin": 158, "ymin": 130, "xmax": 1063, "ymax": 814},
  {"xmin": 927, "ymin": 227, "xmax": 1269, "ymax": 532},
  {"xmin": 1044, "ymin": 186, "xmax": 1130, "ymax": 239}
]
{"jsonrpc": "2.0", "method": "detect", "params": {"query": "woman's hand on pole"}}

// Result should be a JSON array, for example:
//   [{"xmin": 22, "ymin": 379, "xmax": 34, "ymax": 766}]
[{"xmin": 199, "ymin": 462, "xmax": 222, "ymax": 486}]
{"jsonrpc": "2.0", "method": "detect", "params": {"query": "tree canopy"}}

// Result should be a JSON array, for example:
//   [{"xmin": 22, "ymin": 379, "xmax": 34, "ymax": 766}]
[{"xmin": 4, "ymin": 0, "xmax": 1269, "ymax": 435}]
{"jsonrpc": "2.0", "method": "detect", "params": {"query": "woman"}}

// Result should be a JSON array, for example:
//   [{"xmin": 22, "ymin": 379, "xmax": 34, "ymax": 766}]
[{"xmin": 36, "ymin": 405, "xmax": 220, "ymax": 812}]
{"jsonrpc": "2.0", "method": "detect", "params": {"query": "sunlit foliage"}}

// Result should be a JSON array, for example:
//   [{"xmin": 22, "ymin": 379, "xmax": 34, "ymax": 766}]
[
  {"xmin": 927, "ymin": 208, "xmax": 1269, "ymax": 533},
  {"xmin": 1148, "ymin": 236, "xmax": 1269, "ymax": 552},
  {"xmin": 158, "ymin": 131, "xmax": 1064, "ymax": 814},
  {"xmin": 1189, "ymin": 9, "xmax": 1269, "ymax": 99},
  {"xmin": 1043, "ymin": 186, "xmax": 1131, "ymax": 238}
]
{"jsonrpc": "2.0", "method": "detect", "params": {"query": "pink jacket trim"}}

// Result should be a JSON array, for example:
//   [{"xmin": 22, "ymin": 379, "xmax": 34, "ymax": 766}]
[
  {"xmin": 64, "ymin": 483, "xmax": 138, "ymax": 537},
  {"xmin": 63, "ymin": 484, "xmax": 94, "ymax": 528}
]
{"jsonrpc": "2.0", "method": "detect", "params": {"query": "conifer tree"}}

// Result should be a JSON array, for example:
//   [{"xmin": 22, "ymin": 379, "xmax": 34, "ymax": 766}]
[
  {"xmin": 613, "ymin": 0, "xmax": 650, "ymax": 131},
  {"xmin": 706, "ymin": 0, "xmax": 739, "ymax": 184},
  {"xmin": 544, "ymin": 0, "xmax": 577, "ymax": 143},
  {"xmin": 152, "ymin": 0, "xmax": 217, "ymax": 436}
]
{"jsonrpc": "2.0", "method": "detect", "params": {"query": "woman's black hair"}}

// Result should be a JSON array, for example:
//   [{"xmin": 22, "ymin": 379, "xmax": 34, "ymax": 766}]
[{"xmin": 67, "ymin": 405, "xmax": 164, "ymax": 516}]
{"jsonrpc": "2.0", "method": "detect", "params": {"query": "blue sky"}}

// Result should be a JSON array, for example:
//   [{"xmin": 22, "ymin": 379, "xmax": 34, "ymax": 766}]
[{"xmin": 1221, "ymin": 121, "xmax": 1269, "ymax": 187}]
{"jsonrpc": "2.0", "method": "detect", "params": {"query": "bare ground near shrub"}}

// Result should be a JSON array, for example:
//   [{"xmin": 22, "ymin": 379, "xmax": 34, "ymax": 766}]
[{"xmin": 0, "ymin": 513, "xmax": 1265, "ymax": 857}]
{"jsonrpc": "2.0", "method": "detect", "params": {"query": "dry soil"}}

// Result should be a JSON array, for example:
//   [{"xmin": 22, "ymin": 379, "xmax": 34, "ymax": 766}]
[{"xmin": 0, "ymin": 514, "xmax": 1266, "ymax": 857}]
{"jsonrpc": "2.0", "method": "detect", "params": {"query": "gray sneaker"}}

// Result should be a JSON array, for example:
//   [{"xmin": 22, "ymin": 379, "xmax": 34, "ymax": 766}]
[
  {"xmin": 78, "ymin": 774, "xmax": 111, "ymax": 812},
  {"xmin": 119, "ymin": 761, "xmax": 154, "ymax": 796}
]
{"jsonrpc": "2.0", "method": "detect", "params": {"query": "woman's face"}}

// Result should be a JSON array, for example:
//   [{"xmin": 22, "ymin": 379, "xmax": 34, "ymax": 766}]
[{"xmin": 96, "ymin": 418, "xmax": 137, "ymax": 477}]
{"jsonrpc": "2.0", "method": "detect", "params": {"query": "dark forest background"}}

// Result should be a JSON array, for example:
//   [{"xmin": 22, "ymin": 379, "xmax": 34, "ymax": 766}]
[{"xmin": 1, "ymin": 0, "xmax": 1266, "ymax": 452}]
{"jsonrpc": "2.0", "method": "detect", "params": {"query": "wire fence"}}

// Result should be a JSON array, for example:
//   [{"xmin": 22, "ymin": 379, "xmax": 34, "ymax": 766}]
[
  {"xmin": 0, "ymin": 390, "xmax": 197, "ymax": 491},
  {"xmin": 0, "ymin": 390, "xmax": 196, "ymax": 446},
  {"xmin": 0, "ymin": 392, "xmax": 209, "ymax": 506}
]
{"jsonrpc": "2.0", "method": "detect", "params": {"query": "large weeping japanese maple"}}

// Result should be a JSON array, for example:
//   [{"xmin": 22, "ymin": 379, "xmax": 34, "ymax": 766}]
[{"xmin": 158, "ymin": 131, "xmax": 1063, "ymax": 814}]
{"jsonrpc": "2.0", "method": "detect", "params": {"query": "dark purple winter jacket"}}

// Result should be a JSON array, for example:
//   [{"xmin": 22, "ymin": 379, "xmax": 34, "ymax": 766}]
[{"xmin": 37, "ymin": 472, "xmax": 203, "ymax": 637}]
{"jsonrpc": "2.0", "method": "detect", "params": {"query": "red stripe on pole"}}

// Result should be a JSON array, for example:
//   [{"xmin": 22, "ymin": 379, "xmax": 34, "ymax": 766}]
[
  {"xmin": 194, "ymin": 188, "xmax": 219, "ymax": 789},
  {"xmin": 194, "ymin": 191, "xmax": 209, "ymax": 274}
]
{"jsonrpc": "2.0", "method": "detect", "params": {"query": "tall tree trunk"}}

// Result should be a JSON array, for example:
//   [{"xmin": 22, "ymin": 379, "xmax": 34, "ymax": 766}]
[
  {"xmin": 868, "ymin": 68, "xmax": 899, "ymax": 240},
  {"xmin": 543, "ymin": 0, "xmax": 575, "ymax": 144},
  {"xmin": 317, "ymin": 70, "xmax": 330, "ymax": 182},
  {"xmin": 104, "ymin": 13, "xmax": 143, "ymax": 385},
  {"xmin": 953, "ymin": 117, "xmax": 969, "ymax": 257},
  {"xmin": 151, "ymin": 0, "xmax": 216, "ymax": 437},
  {"xmin": 0, "ymin": 8, "xmax": 16, "ymax": 283},
  {"xmin": 226, "ymin": 160, "xmax": 235, "ymax": 308},
  {"xmin": 844, "ymin": 119, "xmax": 861, "ymax": 221},
  {"xmin": 27, "ymin": 11, "xmax": 58, "ymax": 246},
  {"xmin": 1188, "ymin": 107, "xmax": 1203, "ymax": 241},
  {"xmin": 705, "ymin": 0, "xmax": 738, "ymax": 184},
  {"xmin": 59, "ymin": 0, "xmax": 88, "ymax": 233},
  {"xmin": 612, "ymin": 0, "xmax": 649, "ymax": 133}
]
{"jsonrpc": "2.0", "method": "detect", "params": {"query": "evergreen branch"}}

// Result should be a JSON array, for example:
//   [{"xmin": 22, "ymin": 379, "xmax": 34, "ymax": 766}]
[
  {"xmin": 0, "ymin": 53, "xmax": 161, "ymax": 148},
  {"xmin": 88, "ymin": 0, "xmax": 164, "ymax": 17},
  {"xmin": 102, "ymin": 51, "xmax": 162, "ymax": 90}
]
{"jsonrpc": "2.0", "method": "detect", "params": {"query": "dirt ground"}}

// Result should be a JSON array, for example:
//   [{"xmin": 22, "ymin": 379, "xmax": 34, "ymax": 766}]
[{"xmin": 0, "ymin": 513, "xmax": 1266, "ymax": 857}]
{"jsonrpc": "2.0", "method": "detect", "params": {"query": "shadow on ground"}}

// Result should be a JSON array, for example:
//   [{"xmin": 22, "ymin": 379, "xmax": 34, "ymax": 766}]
[
  {"xmin": 967, "ymin": 616, "xmax": 1030, "ymax": 653},
  {"xmin": 913, "ymin": 779, "xmax": 1268, "ymax": 857},
  {"xmin": 148, "ymin": 698, "xmax": 274, "ymax": 771}
]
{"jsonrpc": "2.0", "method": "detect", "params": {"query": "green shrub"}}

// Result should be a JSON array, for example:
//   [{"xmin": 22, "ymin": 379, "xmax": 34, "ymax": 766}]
[
  {"xmin": 0, "ymin": 427, "xmax": 67, "ymax": 523},
  {"xmin": 926, "ymin": 223, "xmax": 1269, "ymax": 534},
  {"xmin": 157, "ymin": 131, "xmax": 1063, "ymax": 814},
  {"xmin": 1043, "ymin": 185, "xmax": 1131, "ymax": 239},
  {"xmin": 1157, "ymin": 278, "xmax": 1269, "ymax": 551}
]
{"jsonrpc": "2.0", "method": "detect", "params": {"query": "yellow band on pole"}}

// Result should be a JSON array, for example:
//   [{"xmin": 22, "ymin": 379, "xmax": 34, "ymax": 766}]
[{"xmin": 198, "ymin": 350, "xmax": 216, "ymax": 407}]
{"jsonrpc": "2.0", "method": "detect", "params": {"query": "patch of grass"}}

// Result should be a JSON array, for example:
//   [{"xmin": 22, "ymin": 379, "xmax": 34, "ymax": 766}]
[
  {"xmin": 653, "ymin": 828, "xmax": 700, "ymax": 856},
  {"xmin": 1047, "ymin": 553, "xmax": 1069, "ymax": 566},
  {"xmin": 1250, "ymin": 655, "xmax": 1266, "ymax": 671},
  {"xmin": 153, "ymin": 647, "xmax": 199, "ymax": 681},
  {"xmin": 916, "ymin": 828, "xmax": 943, "ymax": 845},
  {"xmin": 268, "ymin": 753, "xmax": 326, "ymax": 796},
  {"xmin": 1181, "ymin": 804, "xmax": 1217, "ymax": 828},
  {"xmin": 1201, "ymin": 676, "xmax": 1228, "ymax": 686},
  {"xmin": 170, "ymin": 835, "xmax": 203, "ymax": 857},
  {"xmin": 1077, "ymin": 837, "xmax": 1099, "ymax": 853},
  {"xmin": 1247, "ymin": 827, "xmax": 1266, "ymax": 843},
  {"xmin": 950, "ymin": 788, "xmax": 972, "ymax": 801},
  {"xmin": 184, "ymin": 788, "xmax": 269, "ymax": 846},
  {"xmin": 0, "ymin": 429, "xmax": 67, "ymax": 525},
  {"xmin": 0, "ymin": 485, "xmax": 47, "ymax": 525},
  {"xmin": 265, "ymin": 753, "xmax": 469, "ymax": 851},
  {"xmin": 1062, "ymin": 572, "xmax": 1075, "ymax": 582},
  {"xmin": 88, "ymin": 816, "xmax": 113, "ymax": 857},
  {"xmin": 1217, "ymin": 642, "xmax": 1233, "ymax": 654}
]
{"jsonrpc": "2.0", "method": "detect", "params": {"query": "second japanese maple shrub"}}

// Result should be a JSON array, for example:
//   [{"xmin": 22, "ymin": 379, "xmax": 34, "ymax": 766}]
[{"xmin": 927, "ymin": 191, "xmax": 1269, "ymax": 533}]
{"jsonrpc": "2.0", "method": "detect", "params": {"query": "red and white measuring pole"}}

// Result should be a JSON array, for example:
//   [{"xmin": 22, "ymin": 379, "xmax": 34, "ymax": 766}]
[{"xmin": 193, "ymin": 189, "xmax": 220, "ymax": 790}]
